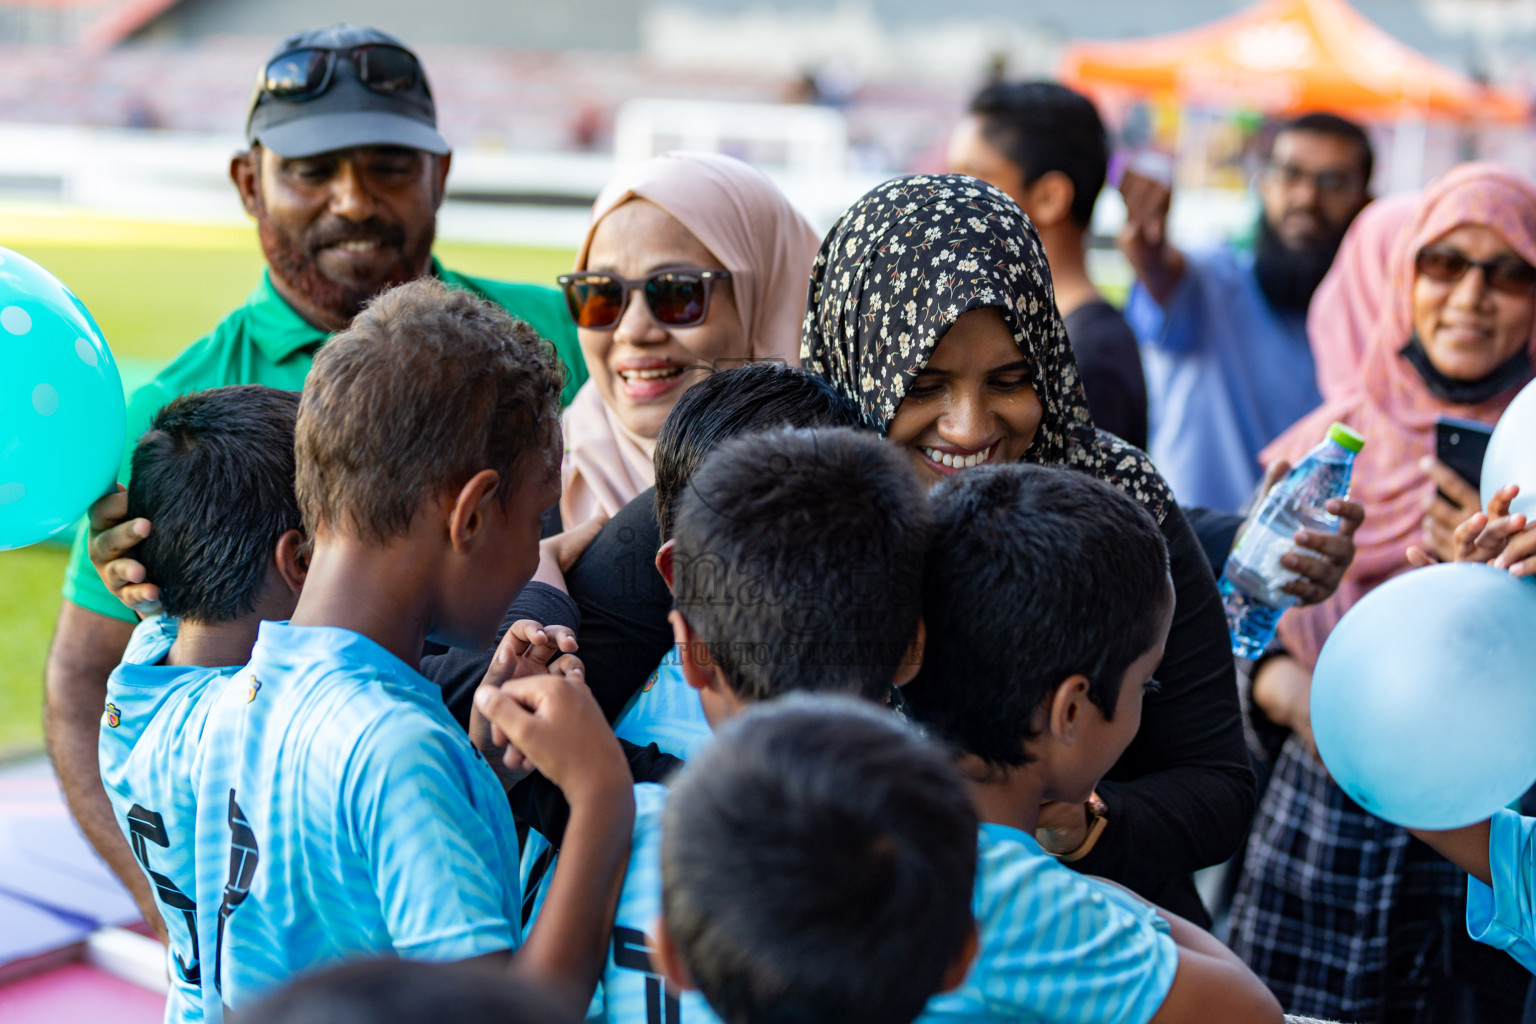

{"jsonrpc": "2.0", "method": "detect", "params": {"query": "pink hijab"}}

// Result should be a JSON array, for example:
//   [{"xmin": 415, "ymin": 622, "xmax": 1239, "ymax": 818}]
[
  {"xmin": 1308, "ymin": 192, "xmax": 1418, "ymax": 402},
  {"xmin": 1265, "ymin": 163, "xmax": 1536, "ymax": 668},
  {"xmin": 559, "ymin": 152, "xmax": 821, "ymax": 526}
]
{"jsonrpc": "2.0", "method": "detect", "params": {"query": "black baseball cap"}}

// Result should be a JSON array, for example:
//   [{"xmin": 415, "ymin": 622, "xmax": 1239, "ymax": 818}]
[{"xmin": 245, "ymin": 24, "xmax": 450, "ymax": 159}]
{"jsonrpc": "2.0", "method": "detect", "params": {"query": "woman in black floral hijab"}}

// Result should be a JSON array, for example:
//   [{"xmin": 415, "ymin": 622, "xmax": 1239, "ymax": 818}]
[
  {"xmin": 802, "ymin": 173, "xmax": 1171, "ymax": 518},
  {"xmin": 803, "ymin": 173, "xmax": 1251, "ymax": 925}
]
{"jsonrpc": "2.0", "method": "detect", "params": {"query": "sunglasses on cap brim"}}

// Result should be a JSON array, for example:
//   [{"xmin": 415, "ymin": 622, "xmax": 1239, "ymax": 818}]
[{"xmin": 260, "ymin": 44, "xmax": 427, "ymax": 103}]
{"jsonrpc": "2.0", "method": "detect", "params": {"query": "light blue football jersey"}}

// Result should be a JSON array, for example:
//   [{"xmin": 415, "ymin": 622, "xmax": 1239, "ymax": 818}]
[
  {"xmin": 190, "ymin": 622, "xmax": 522, "ymax": 1020},
  {"xmin": 612, "ymin": 652, "xmax": 711, "ymax": 762},
  {"xmin": 1467, "ymin": 808, "xmax": 1536, "ymax": 973},
  {"xmin": 99, "ymin": 615, "xmax": 238, "ymax": 1024},
  {"xmin": 918, "ymin": 822, "xmax": 1179, "ymax": 1024},
  {"xmin": 594, "ymin": 783, "xmax": 719, "ymax": 1024}
]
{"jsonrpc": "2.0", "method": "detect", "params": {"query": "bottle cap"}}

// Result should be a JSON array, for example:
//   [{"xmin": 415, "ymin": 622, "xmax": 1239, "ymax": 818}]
[{"xmin": 1327, "ymin": 421, "xmax": 1365, "ymax": 453}]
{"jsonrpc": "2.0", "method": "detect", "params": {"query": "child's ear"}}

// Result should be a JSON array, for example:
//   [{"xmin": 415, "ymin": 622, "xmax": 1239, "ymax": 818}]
[
  {"xmin": 939, "ymin": 920, "xmax": 980, "ymax": 994},
  {"xmin": 274, "ymin": 529, "xmax": 309, "ymax": 593},
  {"xmin": 447, "ymin": 469, "xmax": 501, "ymax": 553},
  {"xmin": 891, "ymin": 617, "xmax": 926, "ymax": 688},
  {"xmin": 655, "ymin": 539, "xmax": 677, "ymax": 592},
  {"xmin": 650, "ymin": 916, "xmax": 696, "ymax": 993},
  {"xmin": 671, "ymin": 610, "xmax": 715, "ymax": 693},
  {"xmin": 1046, "ymin": 674, "xmax": 1092, "ymax": 746}
]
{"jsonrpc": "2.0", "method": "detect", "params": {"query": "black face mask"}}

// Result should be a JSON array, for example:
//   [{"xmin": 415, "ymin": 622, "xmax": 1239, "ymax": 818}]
[
  {"xmin": 1401, "ymin": 333, "xmax": 1534, "ymax": 405},
  {"xmin": 1253, "ymin": 215, "xmax": 1346, "ymax": 313}
]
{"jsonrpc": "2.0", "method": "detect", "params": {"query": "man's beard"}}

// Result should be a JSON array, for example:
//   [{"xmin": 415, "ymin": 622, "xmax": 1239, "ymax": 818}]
[
  {"xmin": 1253, "ymin": 214, "xmax": 1346, "ymax": 314},
  {"xmin": 255, "ymin": 195, "xmax": 434, "ymax": 325}
]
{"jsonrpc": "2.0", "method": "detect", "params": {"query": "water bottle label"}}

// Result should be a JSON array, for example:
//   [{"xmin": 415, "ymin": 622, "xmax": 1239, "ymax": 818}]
[{"xmin": 1230, "ymin": 518, "xmax": 1300, "ymax": 606}]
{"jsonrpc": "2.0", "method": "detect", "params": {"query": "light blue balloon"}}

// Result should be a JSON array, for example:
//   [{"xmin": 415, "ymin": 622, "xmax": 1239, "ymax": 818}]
[
  {"xmin": 0, "ymin": 245, "xmax": 124, "ymax": 551},
  {"xmin": 1482, "ymin": 377, "xmax": 1536, "ymax": 520},
  {"xmin": 1312, "ymin": 563, "xmax": 1536, "ymax": 830}
]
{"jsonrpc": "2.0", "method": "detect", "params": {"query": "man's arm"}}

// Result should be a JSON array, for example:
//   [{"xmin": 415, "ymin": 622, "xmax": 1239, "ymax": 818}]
[
  {"xmin": 1118, "ymin": 168, "xmax": 1187, "ymax": 308},
  {"xmin": 44, "ymin": 599, "xmax": 166, "ymax": 939}
]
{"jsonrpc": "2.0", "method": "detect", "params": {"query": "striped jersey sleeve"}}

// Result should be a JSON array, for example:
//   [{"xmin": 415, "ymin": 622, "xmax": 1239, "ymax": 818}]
[
  {"xmin": 1467, "ymin": 808, "xmax": 1536, "ymax": 974},
  {"xmin": 919, "ymin": 822, "xmax": 1178, "ymax": 1024}
]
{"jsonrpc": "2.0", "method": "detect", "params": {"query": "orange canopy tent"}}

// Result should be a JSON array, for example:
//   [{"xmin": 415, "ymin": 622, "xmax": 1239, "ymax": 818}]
[{"xmin": 1060, "ymin": 0, "xmax": 1528, "ymax": 122}]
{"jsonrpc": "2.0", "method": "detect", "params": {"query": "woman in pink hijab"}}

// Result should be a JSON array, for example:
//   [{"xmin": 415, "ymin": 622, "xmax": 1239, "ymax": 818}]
[
  {"xmin": 1228, "ymin": 163, "xmax": 1536, "ymax": 1024},
  {"xmin": 557, "ymin": 152, "xmax": 821, "ymax": 527},
  {"xmin": 1307, "ymin": 191, "xmax": 1417, "ymax": 401}
]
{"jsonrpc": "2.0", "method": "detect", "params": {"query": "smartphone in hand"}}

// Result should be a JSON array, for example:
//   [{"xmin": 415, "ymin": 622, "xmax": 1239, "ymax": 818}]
[{"xmin": 1435, "ymin": 416, "xmax": 1494, "ymax": 501}]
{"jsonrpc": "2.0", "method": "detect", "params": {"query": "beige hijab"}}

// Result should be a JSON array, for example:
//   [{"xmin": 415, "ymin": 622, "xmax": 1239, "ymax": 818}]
[{"xmin": 559, "ymin": 151, "xmax": 821, "ymax": 526}]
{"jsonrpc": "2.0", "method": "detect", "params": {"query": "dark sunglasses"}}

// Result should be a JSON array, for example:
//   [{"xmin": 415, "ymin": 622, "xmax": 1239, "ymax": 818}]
[
  {"xmin": 1415, "ymin": 247, "xmax": 1536, "ymax": 297},
  {"xmin": 262, "ymin": 44, "xmax": 425, "ymax": 102},
  {"xmin": 557, "ymin": 269, "xmax": 731, "ymax": 330}
]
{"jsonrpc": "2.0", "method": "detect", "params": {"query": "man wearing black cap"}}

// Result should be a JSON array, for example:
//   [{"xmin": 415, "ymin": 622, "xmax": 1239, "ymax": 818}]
[{"xmin": 44, "ymin": 24, "xmax": 588, "ymax": 935}]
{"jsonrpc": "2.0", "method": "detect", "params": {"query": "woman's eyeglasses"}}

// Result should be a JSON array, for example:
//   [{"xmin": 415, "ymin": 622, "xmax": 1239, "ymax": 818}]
[
  {"xmin": 262, "ymin": 45, "xmax": 425, "ymax": 102},
  {"xmin": 558, "ymin": 269, "xmax": 731, "ymax": 330},
  {"xmin": 1415, "ymin": 247, "xmax": 1536, "ymax": 297}
]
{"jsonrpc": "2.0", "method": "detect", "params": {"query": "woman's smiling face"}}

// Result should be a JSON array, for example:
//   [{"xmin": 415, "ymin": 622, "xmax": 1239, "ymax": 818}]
[
  {"xmin": 578, "ymin": 198, "xmax": 747, "ymax": 439},
  {"xmin": 1411, "ymin": 223, "xmax": 1536, "ymax": 382},
  {"xmin": 885, "ymin": 307, "xmax": 1044, "ymax": 488}
]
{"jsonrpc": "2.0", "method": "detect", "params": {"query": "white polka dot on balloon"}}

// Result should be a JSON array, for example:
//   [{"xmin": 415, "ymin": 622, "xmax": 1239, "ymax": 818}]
[
  {"xmin": 0, "ymin": 482, "xmax": 25, "ymax": 505},
  {"xmin": 0, "ymin": 305, "xmax": 30, "ymax": 335},
  {"xmin": 32, "ymin": 383, "xmax": 59, "ymax": 416},
  {"xmin": 75, "ymin": 337, "xmax": 99, "ymax": 366}
]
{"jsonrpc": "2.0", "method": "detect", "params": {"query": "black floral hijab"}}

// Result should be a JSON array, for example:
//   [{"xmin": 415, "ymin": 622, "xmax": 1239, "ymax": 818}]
[{"xmin": 800, "ymin": 173, "xmax": 1171, "ymax": 522}]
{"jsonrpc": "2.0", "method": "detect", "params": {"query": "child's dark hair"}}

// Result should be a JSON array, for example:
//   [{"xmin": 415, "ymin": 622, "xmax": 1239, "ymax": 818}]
[
  {"xmin": 902, "ymin": 463, "xmax": 1171, "ymax": 768},
  {"xmin": 671, "ymin": 427, "xmax": 929, "ymax": 703},
  {"xmin": 125, "ymin": 385, "xmax": 300, "ymax": 624},
  {"xmin": 662, "ymin": 695, "xmax": 977, "ymax": 1024},
  {"xmin": 234, "ymin": 958, "xmax": 578, "ymax": 1024},
  {"xmin": 968, "ymin": 80, "xmax": 1108, "ymax": 228},
  {"xmin": 653, "ymin": 362, "xmax": 862, "ymax": 541},
  {"xmin": 295, "ymin": 278, "xmax": 563, "ymax": 543}
]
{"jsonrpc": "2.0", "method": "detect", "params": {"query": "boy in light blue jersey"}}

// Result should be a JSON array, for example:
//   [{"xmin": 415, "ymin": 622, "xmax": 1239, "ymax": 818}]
[
  {"xmin": 522, "ymin": 366, "xmax": 864, "ymax": 962},
  {"xmin": 901, "ymin": 463, "xmax": 1282, "ymax": 1024},
  {"xmin": 478, "ymin": 426, "xmax": 939, "ymax": 1024},
  {"xmin": 98, "ymin": 385, "xmax": 309, "ymax": 1024},
  {"xmin": 609, "ymin": 362, "xmax": 864, "ymax": 764},
  {"xmin": 190, "ymin": 279, "xmax": 633, "ymax": 1021},
  {"xmin": 653, "ymin": 696, "xmax": 980, "ymax": 1024}
]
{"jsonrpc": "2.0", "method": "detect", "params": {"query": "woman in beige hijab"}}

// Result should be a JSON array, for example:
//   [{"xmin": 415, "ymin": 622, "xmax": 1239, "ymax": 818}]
[{"xmin": 557, "ymin": 152, "xmax": 821, "ymax": 527}]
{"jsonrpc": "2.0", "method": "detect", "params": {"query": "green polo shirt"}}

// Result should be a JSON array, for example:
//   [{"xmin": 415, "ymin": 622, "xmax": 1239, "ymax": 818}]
[{"xmin": 62, "ymin": 260, "xmax": 586, "ymax": 622}]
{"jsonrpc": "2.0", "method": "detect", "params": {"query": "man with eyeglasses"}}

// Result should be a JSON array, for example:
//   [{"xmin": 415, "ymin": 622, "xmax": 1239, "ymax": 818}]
[
  {"xmin": 44, "ymin": 24, "xmax": 587, "ymax": 936},
  {"xmin": 1119, "ymin": 112, "xmax": 1373, "ymax": 512}
]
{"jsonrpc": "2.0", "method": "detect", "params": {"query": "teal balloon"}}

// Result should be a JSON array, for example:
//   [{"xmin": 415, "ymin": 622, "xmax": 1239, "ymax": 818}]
[
  {"xmin": 0, "ymin": 246, "xmax": 125, "ymax": 551},
  {"xmin": 1312, "ymin": 563, "xmax": 1536, "ymax": 829},
  {"xmin": 1482, "ymin": 377, "xmax": 1536, "ymax": 520}
]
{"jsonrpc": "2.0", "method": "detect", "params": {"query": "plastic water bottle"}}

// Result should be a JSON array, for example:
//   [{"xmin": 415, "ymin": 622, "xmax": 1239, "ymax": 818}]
[{"xmin": 1219, "ymin": 422, "xmax": 1365, "ymax": 658}]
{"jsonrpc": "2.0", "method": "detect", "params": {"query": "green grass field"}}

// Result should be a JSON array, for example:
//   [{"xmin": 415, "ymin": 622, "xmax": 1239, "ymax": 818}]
[{"xmin": 0, "ymin": 209, "xmax": 575, "ymax": 757}]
